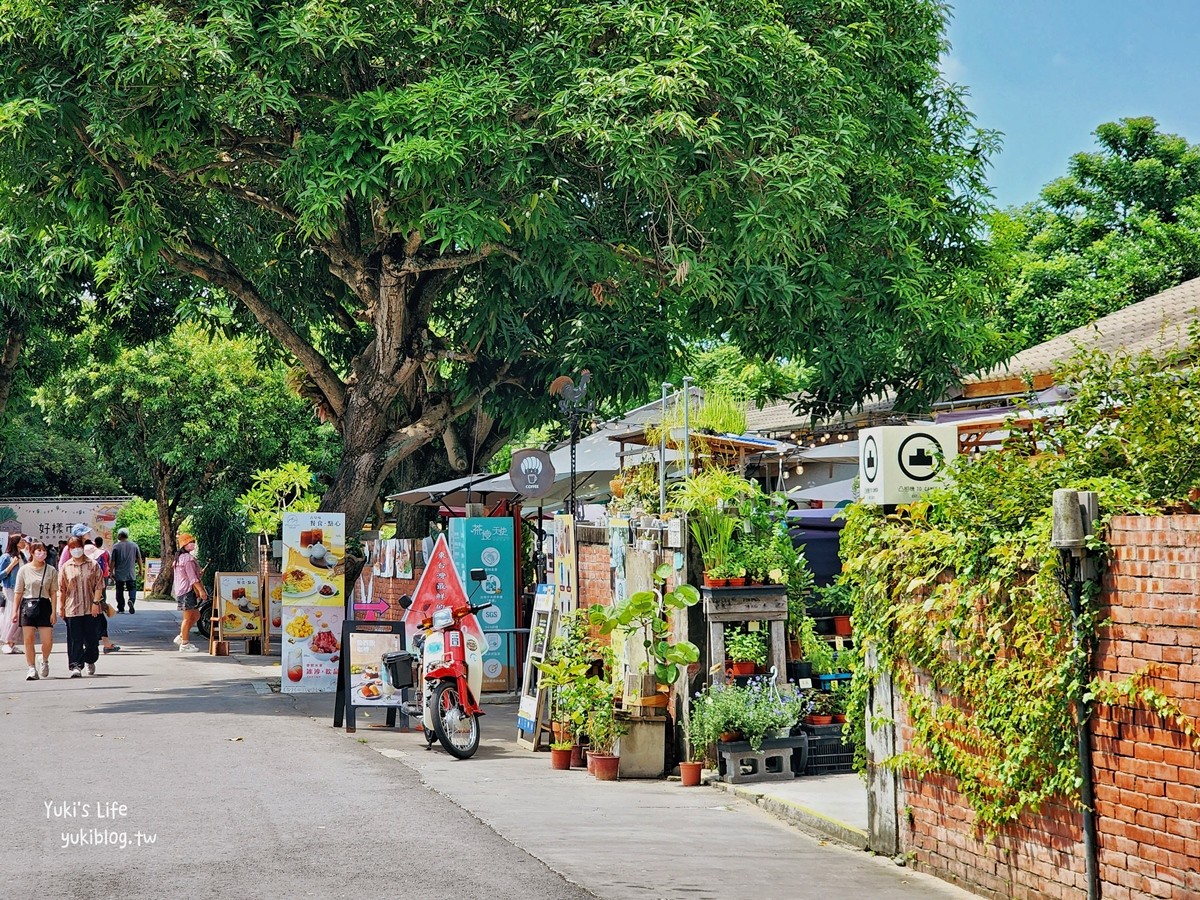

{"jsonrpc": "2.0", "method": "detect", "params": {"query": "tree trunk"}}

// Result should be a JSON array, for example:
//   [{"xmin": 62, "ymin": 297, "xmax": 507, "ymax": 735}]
[
  {"xmin": 151, "ymin": 471, "xmax": 183, "ymax": 598},
  {"xmin": 0, "ymin": 319, "xmax": 25, "ymax": 419}
]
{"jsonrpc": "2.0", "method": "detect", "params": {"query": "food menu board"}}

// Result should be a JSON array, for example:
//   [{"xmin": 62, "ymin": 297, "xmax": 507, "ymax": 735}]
[
  {"xmin": 266, "ymin": 572, "xmax": 283, "ymax": 636},
  {"xmin": 347, "ymin": 630, "xmax": 407, "ymax": 706},
  {"xmin": 145, "ymin": 558, "xmax": 162, "ymax": 587},
  {"xmin": 215, "ymin": 573, "xmax": 263, "ymax": 638},
  {"xmin": 280, "ymin": 512, "xmax": 346, "ymax": 694}
]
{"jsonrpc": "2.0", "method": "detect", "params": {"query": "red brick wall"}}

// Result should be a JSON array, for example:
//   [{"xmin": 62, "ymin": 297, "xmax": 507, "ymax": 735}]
[
  {"xmin": 577, "ymin": 539, "xmax": 613, "ymax": 610},
  {"xmin": 896, "ymin": 514, "xmax": 1200, "ymax": 899}
]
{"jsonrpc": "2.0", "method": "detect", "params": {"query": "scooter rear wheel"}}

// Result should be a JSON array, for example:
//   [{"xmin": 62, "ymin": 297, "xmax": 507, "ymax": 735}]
[{"xmin": 430, "ymin": 681, "xmax": 480, "ymax": 759}]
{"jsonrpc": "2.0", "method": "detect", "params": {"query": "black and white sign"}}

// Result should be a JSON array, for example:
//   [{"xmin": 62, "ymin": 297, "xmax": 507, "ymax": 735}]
[
  {"xmin": 858, "ymin": 425, "xmax": 957, "ymax": 505},
  {"xmin": 509, "ymin": 449, "xmax": 556, "ymax": 498}
]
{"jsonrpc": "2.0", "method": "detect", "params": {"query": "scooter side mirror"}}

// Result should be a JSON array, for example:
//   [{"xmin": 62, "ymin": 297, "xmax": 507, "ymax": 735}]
[
  {"xmin": 470, "ymin": 568, "xmax": 487, "ymax": 582},
  {"xmin": 398, "ymin": 594, "xmax": 413, "ymax": 609}
]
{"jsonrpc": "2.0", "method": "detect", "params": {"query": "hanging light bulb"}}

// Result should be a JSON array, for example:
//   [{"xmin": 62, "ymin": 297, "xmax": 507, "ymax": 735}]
[
  {"xmin": 795, "ymin": 465, "xmax": 804, "ymax": 476},
  {"xmin": 838, "ymin": 433, "xmax": 848, "ymax": 441},
  {"xmin": 820, "ymin": 433, "xmax": 829, "ymax": 443}
]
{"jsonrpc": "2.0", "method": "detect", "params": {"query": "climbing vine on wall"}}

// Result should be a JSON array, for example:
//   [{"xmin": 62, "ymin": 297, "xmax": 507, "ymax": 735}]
[{"xmin": 840, "ymin": 342, "xmax": 1200, "ymax": 831}]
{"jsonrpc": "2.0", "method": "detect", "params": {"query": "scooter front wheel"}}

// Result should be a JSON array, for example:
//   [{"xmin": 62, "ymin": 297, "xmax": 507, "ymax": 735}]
[{"xmin": 430, "ymin": 681, "xmax": 480, "ymax": 759}]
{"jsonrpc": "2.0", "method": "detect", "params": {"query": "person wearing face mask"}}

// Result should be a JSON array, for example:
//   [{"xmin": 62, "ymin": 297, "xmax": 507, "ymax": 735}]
[
  {"xmin": 58, "ymin": 535, "xmax": 105, "ymax": 677},
  {"xmin": 13, "ymin": 541, "xmax": 58, "ymax": 679},
  {"xmin": 1, "ymin": 534, "xmax": 23, "ymax": 653},
  {"xmin": 172, "ymin": 532, "xmax": 207, "ymax": 653}
]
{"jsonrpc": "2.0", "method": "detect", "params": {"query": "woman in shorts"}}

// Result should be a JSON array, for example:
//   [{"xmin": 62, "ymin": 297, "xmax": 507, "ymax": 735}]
[{"xmin": 12, "ymin": 541, "xmax": 58, "ymax": 680}]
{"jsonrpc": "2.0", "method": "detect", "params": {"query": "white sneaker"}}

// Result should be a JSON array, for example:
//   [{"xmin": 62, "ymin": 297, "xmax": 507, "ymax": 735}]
[
  {"xmin": 26, "ymin": 666, "xmax": 38, "ymax": 680},
  {"xmin": 173, "ymin": 635, "xmax": 182, "ymax": 646},
  {"xmin": 86, "ymin": 663, "xmax": 96, "ymax": 675},
  {"xmin": 70, "ymin": 668, "xmax": 82, "ymax": 678},
  {"xmin": 1, "ymin": 644, "xmax": 13, "ymax": 654},
  {"xmin": 178, "ymin": 643, "xmax": 201, "ymax": 653},
  {"xmin": 40, "ymin": 659, "xmax": 49, "ymax": 678}
]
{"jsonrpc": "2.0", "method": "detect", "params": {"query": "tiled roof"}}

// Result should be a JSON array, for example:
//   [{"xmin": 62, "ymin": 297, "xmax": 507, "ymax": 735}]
[
  {"xmin": 744, "ymin": 393, "xmax": 898, "ymax": 435},
  {"xmin": 966, "ymin": 276, "xmax": 1200, "ymax": 386}
]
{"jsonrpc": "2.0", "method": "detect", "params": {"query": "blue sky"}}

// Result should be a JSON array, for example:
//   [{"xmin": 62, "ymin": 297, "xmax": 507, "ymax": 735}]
[{"xmin": 942, "ymin": 1, "xmax": 1200, "ymax": 209}]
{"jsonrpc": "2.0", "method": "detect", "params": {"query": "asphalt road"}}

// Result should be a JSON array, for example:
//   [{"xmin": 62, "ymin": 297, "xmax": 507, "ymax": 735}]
[
  {"xmin": 3, "ymin": 599, "xmax": 971, "ymax": 900},
  {"xmin": 1, "ymin": 598, "xmax": 592, "ymax": 900}
]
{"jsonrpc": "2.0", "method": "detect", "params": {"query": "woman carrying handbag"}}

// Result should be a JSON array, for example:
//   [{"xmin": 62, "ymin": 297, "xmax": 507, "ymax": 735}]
[
  {"xmin": 0, "ymin": 534, "xmax": 22, "ymax": 653},
  {"xmin": 12, "ymin": 540, "xmax": 58, "ymax": 680}
]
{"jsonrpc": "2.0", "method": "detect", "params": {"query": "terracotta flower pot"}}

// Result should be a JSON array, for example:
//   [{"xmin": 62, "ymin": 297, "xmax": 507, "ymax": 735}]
[
  {"xmin": 727, "ymin": 576, "xmax": 746, "ymax": 587},
  {"xmin": 832, "ymin": 714, "xmax": 847, "ymax": 724},
  {"xmin": 719, "ymin": 730, "xmax": 744, "ymax": 743},
  {"xmin": 570, "ymin": 744, "xmax": 586, "ymax": 768},
  {"xmin": 805, "ymin": 714, "xmax": 833, "ymax": 726},
  {"xmin": 833, "ymin": 615, "xmax": 852, "ymax": 637},
  {"xmin": 679, "ymin": 761, "xmax": 704, "ymax": 787},
  {"xmin": 550, "ymin": 747, "xmax": 572, "ymax": 770},
  {"xmin": 729, "ymin": 660, "xmax": 756, "ymax": 676},
  {"xmin": 591, "ymin": 753, "xmax": 620, "ymax": 781},
  {"xmin": 586, "ymin": 751, "xmax": 595, "ymax": 775}
]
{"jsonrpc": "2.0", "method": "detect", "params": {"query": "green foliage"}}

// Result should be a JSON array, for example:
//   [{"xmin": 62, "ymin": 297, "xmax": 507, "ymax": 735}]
[
  {"xmin": 0, "ymin": 0, "xmax": 999, "ymax": 532},
  {"xmin": 794, "ymin": 616, "xmax": 837, "ymax": 676},
  {"xmin": 983, "ymin": 117, "xmax": 1200, "ymax": 347},
  {"xmin": 724, "ymin": 627, "xmax": 768, "ymax": 666},
  {"xmin": 839, "ymin": 340, "xmax": 1200, "ymax": 829},
  {"xmin": 114, "ymin": 499, "xmax": 161, "ymax": 560},
  {"xmin": 0, "ymin": 410, "xmax": 123, "ymax": 496},
  {"xmin": 191, "ymin": 485, "xmax": 249, "ymax": 585},
  {"xmin": 672, "ymin": 343, "xmax": 809, "ymax": 407},
  {"xmin": 671, "ymin": 469, "xmax": 755, "ymax": 570},
  {"xmin": 589, "ymin": 563, "xmax": 701, "ymax": 686},
  {"xmin": 689, "ymin": 678, "xmax": 801, "ymax": 752},
  {"xmin": 237, "ymin": 464, "xmax": 321, "ymax": 536}
]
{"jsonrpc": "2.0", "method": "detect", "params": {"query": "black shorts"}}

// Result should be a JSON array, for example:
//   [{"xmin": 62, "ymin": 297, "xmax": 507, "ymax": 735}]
[
  {"xmin": 20, "ymin": 598, "xmax": 52, "ymax": 628},
  {"xmin": 177, "ymin": 590, "xmax": 200, "ymax": 611}
]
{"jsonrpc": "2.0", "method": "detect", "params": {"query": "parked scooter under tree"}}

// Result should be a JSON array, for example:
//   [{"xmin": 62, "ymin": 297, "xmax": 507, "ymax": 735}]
[{"xmin": 399, "ymin": 567, "xmax": 491, "ymax": 759}]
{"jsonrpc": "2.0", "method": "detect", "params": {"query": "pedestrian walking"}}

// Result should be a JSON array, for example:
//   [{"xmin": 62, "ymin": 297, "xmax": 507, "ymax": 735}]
[
  {"xmin": 1, "ymin": 534, "xmax": 23, "ymax": 653},
  {"xmin": 94, "ymin": 596, "xmax": 119, "ymax": 654},
  {"xmin": 60, "ymin": 523, "xmax": 92, "ymax": 568},
  {"xmin": 58, "ymin": 535, "xmax": 104, "ymax": 677},
  {"xmin": 172, "ymin": 532, "xmax": 206, "ymax": 653},
  {"xmin": 12, "ymin": 541, "xmax": 57, "ymax": 680},
  {"xmin": 110, "ymin": 528, "xmax": 143, "ymax": 614}
]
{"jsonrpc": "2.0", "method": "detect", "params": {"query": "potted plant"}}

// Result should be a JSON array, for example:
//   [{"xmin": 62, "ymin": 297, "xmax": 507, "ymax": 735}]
[
  {"xmin": 804, "ymin": 689, "xmax": 837, "ymax": 726},
  {"xmin": 670, "ymin": 468, "xmax": 753, "ymax": 582},
  {"xmin": 827, "ymin": 686, "xmax": 848, "ymax": 724},
  {"xmin": 725, "ymin": 625, "xmax": 768, "ymax": 676},
  {"xmin": 585, "ymin": 677, "xmax": 626, "ymax": 780},
  {"xmin": 795, "ymin": 615, "xmax": 836, "ymax": 676},
  {"xmin": 725, "ymin": 543, "xmax": 748, "ymax": 587},
  {"xmin": 588, "ymin": 563, "xmax": 701, "ymax": 694},
  {"xmin": 816, "ymin": 582, "xmax": 854, "ymax": 636}
]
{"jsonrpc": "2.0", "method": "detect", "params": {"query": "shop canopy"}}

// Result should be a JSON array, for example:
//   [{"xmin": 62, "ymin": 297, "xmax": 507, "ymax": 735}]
[
  {"xmin": 787, "ymin": 477, "xmax": 857, "ymax": 504},
  {"xmin": 387, "ymin": 472, "xmax": 521, "ymax": 508}
]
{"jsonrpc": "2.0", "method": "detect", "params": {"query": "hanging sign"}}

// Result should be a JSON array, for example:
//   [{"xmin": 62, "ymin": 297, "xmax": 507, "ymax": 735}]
[
  {"xmin": 858, "ymin": 425, "xmax": 958, "ymax": 506},
  {"xmin": 509, "ymin": 449, "xmax": 555, "ymax": 498}
]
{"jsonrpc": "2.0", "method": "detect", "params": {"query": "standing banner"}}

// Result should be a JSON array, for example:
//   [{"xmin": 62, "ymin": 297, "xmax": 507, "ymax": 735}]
[
  {"xmin": 280, "ymin": 513, "xmax": 346, "ymax": 693},
  {"xmin": 145, "ymin": 558, "xmax": 162, "ymax": 588},
  {"xmin": 266, "ymin": 572, "xmax": 283, "ymax": 637},
  {"xmin": 449, "ymin": 517, "xmax": 516, "ymax": 692},
  {"xmin": 553, "ymin": 514, "xmax": 577, "ymax": 614},
  {"xmin": 215, "ymin": 573, "xmax": 264, "ymax": 639}
]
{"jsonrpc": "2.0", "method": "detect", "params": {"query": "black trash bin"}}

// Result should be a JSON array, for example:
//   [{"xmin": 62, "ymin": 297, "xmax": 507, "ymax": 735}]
[{"xmin": 381, "ymin": 651, "xmax": 416, "ymax": 692}]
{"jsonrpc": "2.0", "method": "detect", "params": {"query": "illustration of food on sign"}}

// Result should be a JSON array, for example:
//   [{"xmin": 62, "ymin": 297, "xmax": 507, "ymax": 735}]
[
  {"xmin": 286, "ymin": 614, "xmax": 314, "ymax": 640},
  {"xmin": 282, "ymin": 569, "xmax": 316, "ymax": 595},
  {"xmin": 310, "ymin": 629, "xmax": 339, "ymax": 655}
]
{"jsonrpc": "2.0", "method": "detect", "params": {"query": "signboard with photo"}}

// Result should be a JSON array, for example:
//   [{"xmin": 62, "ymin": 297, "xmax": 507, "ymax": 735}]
[
  {"xmin": 280, "ymin": 512, "xmax": 346, "ymax": 694},
  {"xmin": 145, "ymin": 558, "xmax": 162, "ymax": 587},
  {"xmin": 266, "ymin": 572, "xmax": 283, "ymax": 636},
  {"xmin": 333, "ymin": 619, "xmax": 410, "ymax": 732},
  {"xmin": 215, "ymin": 573, "xmax": 263, "ymax": 638}
]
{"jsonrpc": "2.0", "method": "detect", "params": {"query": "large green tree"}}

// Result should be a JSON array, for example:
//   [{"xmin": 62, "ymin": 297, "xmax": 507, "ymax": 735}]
[
  {"xmin": 52, "ymin": 324, "xmax": 337, "ymax": 593},
  {"xmin": 982, "ymin": 117, "xmax": 1200, "ymax": 346},
  {"xmin": 0, "ymin": 0, "xmax": 996, "ymax": 530}
]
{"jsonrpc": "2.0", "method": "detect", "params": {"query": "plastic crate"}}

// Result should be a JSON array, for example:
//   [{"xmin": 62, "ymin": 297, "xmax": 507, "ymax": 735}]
[{"xmin": 804, "ymin": 732, "xmax": 854, "ymax": 775}]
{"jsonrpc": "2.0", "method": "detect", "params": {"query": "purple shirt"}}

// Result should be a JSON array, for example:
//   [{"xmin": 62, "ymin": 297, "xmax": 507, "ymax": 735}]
[{"xmin": 172, "ymin": 551, "xmax": 201, "ymax": 598}]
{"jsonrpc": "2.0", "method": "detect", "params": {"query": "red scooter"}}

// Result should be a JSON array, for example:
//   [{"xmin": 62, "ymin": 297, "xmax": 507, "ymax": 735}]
[{"xmin": 399, "ymin": 568, "xmax": 491, "ymax": 759}]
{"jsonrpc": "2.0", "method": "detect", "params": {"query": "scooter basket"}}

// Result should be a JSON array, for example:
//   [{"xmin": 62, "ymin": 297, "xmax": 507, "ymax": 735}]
[{"xmin": 381, "ymin": 651, "xmax": 416, "ymax": 691}]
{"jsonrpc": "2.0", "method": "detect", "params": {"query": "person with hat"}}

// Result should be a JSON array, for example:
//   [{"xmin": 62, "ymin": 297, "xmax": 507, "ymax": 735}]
[
  {"xmin": 110, "ymin": 528, "xmax": 144, "ymax": 614},
  {"xmin": 60, "ymin": 523, "xmax": 92, "ymax": 568},
  {"xmin": 172, "ymin": 532, "xmax": 206, "ymax": 652}
]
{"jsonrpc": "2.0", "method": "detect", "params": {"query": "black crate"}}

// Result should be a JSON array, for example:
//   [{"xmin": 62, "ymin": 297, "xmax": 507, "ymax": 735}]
[{"xmin": 804, "ymin": 733, "xmax": 854, "ymax": 775}]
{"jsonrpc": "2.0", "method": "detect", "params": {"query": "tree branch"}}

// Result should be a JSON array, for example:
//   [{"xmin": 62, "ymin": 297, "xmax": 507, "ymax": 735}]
[
  {"xmin": 390, "ymin": 243, "xmax": 521, "ymax": 276},
  {"xmin": 159, "ymin": 238, "xmax": 348, "ymax": 421}
]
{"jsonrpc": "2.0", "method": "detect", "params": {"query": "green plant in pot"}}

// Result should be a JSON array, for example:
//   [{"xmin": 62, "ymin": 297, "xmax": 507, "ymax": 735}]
[
  {"xmin": 725, "ymin": 625, "xmax": 768, "ymax": 675},
  {"xmin": 795, "ymin": 615, "xmax": 835, "ymax": 675},
  {"xmin": 589, "ymin": 563, "xmax": 701, "ymax": 690},
  {"xmin": 670, "ymin": 468, "xmax": 753, "ymax": 581},
  {"xmin": 585, "ymin": 675, "xmax": 628, "ymax": 780}
]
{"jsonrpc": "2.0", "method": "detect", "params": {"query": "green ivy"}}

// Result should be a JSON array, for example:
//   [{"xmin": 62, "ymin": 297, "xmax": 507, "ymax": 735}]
[{"xmin": 840, "ymin": 341, "xmax": 1200, "ymax": 830}]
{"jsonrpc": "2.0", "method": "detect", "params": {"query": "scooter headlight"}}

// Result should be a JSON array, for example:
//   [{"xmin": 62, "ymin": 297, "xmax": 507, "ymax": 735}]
[{"xmin": 432, "ymin": 607, "xmax": 454, "ymax": 630}]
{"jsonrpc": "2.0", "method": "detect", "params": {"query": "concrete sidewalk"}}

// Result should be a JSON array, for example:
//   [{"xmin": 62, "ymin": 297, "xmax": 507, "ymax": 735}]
[{"xmin": 226, "ymin": 651, "xmax": 963, "ymax": 900}]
